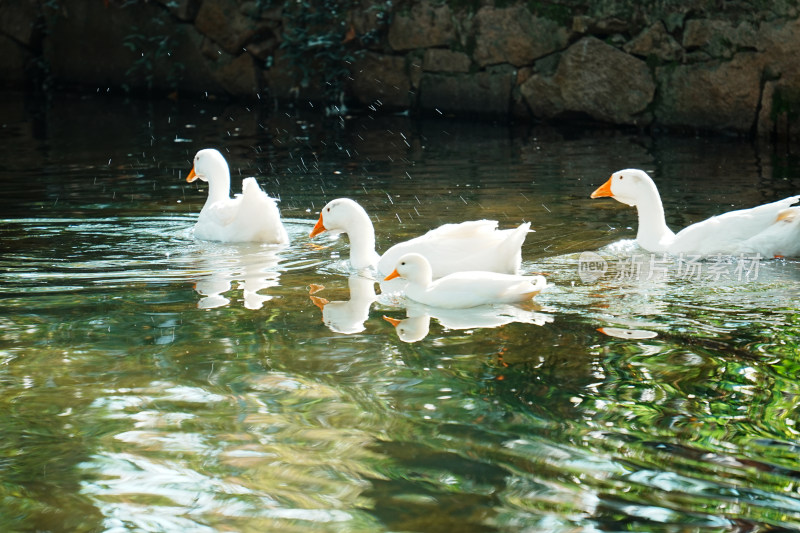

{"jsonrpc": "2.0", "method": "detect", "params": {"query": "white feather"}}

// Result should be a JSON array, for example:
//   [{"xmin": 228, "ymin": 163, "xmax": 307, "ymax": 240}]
[{"xmin": 187, "ymin": 149, "xmax": 288, "ymax": 244}]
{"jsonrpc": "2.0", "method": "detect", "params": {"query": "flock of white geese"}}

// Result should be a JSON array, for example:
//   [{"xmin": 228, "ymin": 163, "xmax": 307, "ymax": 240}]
[{"xmin": 186, "ymin": 148, "xmax": 800, "ymax": 311}]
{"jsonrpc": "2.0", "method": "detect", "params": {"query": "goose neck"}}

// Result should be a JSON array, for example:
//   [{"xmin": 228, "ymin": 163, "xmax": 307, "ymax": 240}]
[
  {"xmin": 346, "ymin": 218, "xmax": 378, "ymax": 268},
  {"xmin": 204, "ymin": 172, "xmax": 231, "ymax": 207},
  {"xmin": 634, "ymin": 189, "xmax": 674, "ymax": 251}
]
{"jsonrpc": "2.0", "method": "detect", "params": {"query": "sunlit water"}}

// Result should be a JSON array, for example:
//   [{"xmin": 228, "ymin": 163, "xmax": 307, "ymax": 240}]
[{"xmin": 1, "ymin": 91, "xmax": 799, "ymax": 532}]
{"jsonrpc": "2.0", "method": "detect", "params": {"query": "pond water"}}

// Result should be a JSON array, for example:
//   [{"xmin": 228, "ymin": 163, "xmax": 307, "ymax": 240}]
[{"xmin": 1, "ymin": 91, "xmax": 799, "ymax": 532}]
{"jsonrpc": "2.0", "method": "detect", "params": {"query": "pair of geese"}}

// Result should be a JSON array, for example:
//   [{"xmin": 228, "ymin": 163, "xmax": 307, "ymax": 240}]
[{"xmin": 187, "ymin": 149, "xmax": 800, "ymax": 309}]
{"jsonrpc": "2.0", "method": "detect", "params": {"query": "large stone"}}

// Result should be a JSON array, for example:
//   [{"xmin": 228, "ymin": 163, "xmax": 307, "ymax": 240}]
[
  {"xmin": 423, "ymin": 48, "xmax": 470, "ymax": 73},
  {"xmin": 683, "ymin": 19, "xmax": 756, "ymax": 59},
  {"xmin": 212, "ymin": 52, "xmax": 260, "ymax": 96},
  {"xmin": 472, "ymin": 6, "xmax": 570, "ymax": 67},
  {"xmin": 419, "ymin": 68, "xmax": 513, "ymax": 116},
  {"xmin": 195, "ymin": 0, "xmax": 270, "ymax": 55},
  {"xmin": 756, "ymin": 17, "xmax": 800, "ymax": 55},
  {"xmin": 350, "ymin": 52, "xmax": 412, "ymax": 109},
  {"xmin": 570, "ymin": 15, "xmax": 631, "ymax": 36},
  {"xmin": 655, "ymin": 53, "xmax": 763, "ymax": 132},
  {"xmin": 624, "ymin": 21, "xmax": 683, "ymax": 62},
  {"xmin": 519, "ymin": 73, "xmax": 564, "ymax": 118},
  {"xmin": 756, "ymin": 17, "xmax": 800, "ymax": 80},
  {"xmin": 553, "ymin": 37, "xmax": 655, "ymax": 124},
  {"xmin": 388, "ymin": 1, "xmax": 455, "ymax": 51}
]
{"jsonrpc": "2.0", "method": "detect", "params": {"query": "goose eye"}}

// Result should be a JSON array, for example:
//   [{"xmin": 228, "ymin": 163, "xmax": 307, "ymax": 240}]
[{"xmin": 326, "ymin": 207, "xmax": 330, "ymax": 212}]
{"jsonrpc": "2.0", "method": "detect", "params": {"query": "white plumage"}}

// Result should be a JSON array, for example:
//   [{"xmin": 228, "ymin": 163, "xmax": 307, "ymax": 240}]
[
  {"xmin": 309, "ymin": 197, "xmax": 530, "ymax": 277},
  {"xmin": 384, "ymin": 253, "xmax": 546, "ymax": 309},
  {"xmin": 187, "ymin": 148, "xmax": 289, "ymax": 244},
  {"xmin": 591, "ymin": 168, "xmax": 800, "ymax": 258}
]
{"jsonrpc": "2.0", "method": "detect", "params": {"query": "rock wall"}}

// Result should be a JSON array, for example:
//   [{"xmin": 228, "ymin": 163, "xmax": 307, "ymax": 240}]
[{"xmin": 2, "ymin": 0, "xmax": 800, "ymax": 137}]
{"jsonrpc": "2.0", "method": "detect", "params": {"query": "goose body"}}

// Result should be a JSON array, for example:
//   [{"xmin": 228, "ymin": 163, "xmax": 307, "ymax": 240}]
[
  {"xmin": 187, "ymin": 149, "xmax": 289, "ymax": 244},
  {"xmin": 384, "ymin": 253, "xmax": 546, "ymax": 309},
  {"xmin": 591, "ymin": 169, "xmax": 800, "ymax": 258},
  {"xmin": 309, "ymin": 198, "xmax": 530, "ymax": 277}
]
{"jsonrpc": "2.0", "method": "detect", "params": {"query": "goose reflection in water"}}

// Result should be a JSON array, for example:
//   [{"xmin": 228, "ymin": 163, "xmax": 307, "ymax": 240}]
[
  {"xmin": 193, "ymin": 245, "xmax": 283, "ymax": 310},
  {"xmin": 309, "ymin": 274, "xmax": 378, "ymax": 334},
  {"xmin": 383, "ymin": 301, "xmax": 554, "ymax": 343}
]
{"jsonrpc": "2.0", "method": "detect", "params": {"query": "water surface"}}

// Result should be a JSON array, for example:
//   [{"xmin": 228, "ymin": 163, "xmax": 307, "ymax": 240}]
[{"xmin": 1, "ymin": 92, "xmax": 799, "ymax": 532}]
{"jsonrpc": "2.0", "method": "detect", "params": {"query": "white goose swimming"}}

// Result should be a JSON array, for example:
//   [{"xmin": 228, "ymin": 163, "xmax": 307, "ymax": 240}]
[
  {"xmin": 384, "ymin": 253, "xmax": 546, "ymax": 309},
  {"xmin": 591, "ymin": 169, "xmax": 800, "ymax": 258},
  {"xmin": 186, "ymin": 149, "xmax": 289, "ymax": 244},
  {"xmin": 309, "ymin": 197, "xmax": 530, "ymax": 277}
]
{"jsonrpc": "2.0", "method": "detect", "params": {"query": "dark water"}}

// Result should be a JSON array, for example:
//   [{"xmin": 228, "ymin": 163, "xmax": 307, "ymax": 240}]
[{"xmin": 1, "ymin": 91, "xmax": 799, "ymax": 532}]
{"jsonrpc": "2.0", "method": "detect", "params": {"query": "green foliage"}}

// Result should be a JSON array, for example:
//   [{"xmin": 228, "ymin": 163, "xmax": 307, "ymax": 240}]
[
  {"xmin": 445, "ymin": 0, "xmax": 484, "ymax": 12},
  {"xmin": 527, "ymin": 0, "xmax": 574, "ymax": 26},
  {"xmin": 122, "ymin": 20, "xmax": 185, "ymax": 93},
  {"xmin": 279, "ymin": 0, "xmax": 391, "ymax": 102},
  {"xmin": 281, "ymin": 0, "xmax": 352, "ymax": 97},
  {"xmin": 446, "ymin": 0, "xmax": 575, "ymax": 20}
]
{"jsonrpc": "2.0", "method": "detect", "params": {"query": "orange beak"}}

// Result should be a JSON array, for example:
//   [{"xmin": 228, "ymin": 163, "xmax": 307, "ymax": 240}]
[
  {"xmin": 384, "ymin": 269, "xmax": 400, "ymax": 281},
  {"xmin": 383, "ymin": 315, "xmax": 402, "ymax": 327},
  {"xmin": 186, "ymin": 167, "xmax": 198, "ymax": 183},
  {"xmin": 309, "ymin": 215, "xmax": 326, "ymax": 238},
  {"xmin": 310, "ymin": 296, "xmax": 329, "ymax": 310},
  {"xmin": 590, "ymin": 177, "xmax": 614, "ymax": 199},
  {"xmin": 308, "ymin": 284, "xmax": 325, "ymax": 295}
]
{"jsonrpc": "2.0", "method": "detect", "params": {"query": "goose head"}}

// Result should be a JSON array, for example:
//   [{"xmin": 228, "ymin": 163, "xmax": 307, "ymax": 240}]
[
  {"xmin": 590, "ymin": 169, "xmax": 658, "ymax": 207},
  {"xmin": 384, "ymin": 253, "xmax": 433, "ymax": 285},
  {"xmin": 310, "ymin": 198, "xmax": 367, "ymax": 238},
  {"xmin": 187, "ymin": 149, "xmax": 229, "ymax": 184}
]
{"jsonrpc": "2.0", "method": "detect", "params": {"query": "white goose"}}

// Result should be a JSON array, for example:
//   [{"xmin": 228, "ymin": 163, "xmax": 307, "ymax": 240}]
[
  {"xmin": 309, "ymin": 198, "xmax": 530, "ymax": 277},
  {"xmin": 384, "ymin": 253, "xmax": 546, "ymax": 309},
  {"xmin": 186, "ymin": 149, "xmax": 289, "ymax": 244},
  {"xmin": 591, "ymin": 168, "xmax": 800, "ymax": 258}
]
